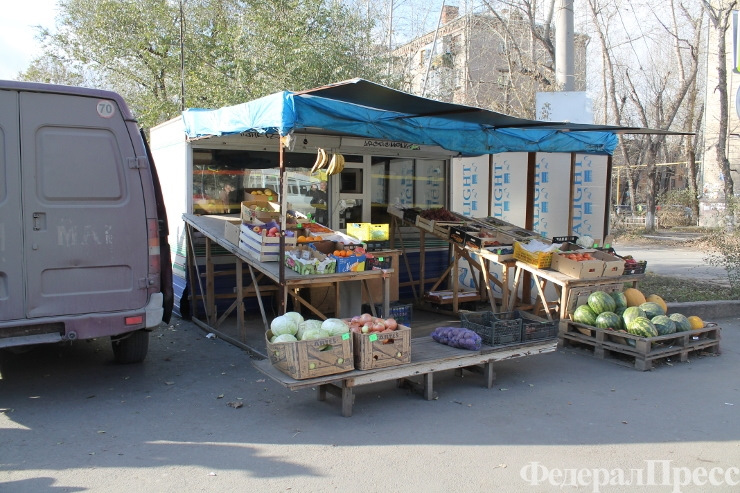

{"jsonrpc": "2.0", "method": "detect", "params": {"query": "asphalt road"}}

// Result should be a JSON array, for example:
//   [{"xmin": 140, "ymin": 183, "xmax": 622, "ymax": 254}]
[
  {"xmin": 2, "ymin": 313, "xmax": 739, "ymax": 492},
  {"xmin": 614, "ymin": 238, "xmax": 728, "ymax": 283}
]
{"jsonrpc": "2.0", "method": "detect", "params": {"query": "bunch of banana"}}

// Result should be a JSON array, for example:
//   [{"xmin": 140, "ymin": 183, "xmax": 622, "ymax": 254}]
[
  {"xmin": 327, "ymin": 153, "xmax": 345, "ymax": 175},
  {"xmin": 310, "ymin": 148, "xmax": 329, "ymax": 173}
]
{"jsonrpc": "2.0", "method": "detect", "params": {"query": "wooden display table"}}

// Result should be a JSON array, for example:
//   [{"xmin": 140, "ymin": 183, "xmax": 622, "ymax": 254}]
[
  {"xmin": 183, "ymin": 214, "xmax": 393, "ymax": 355},
  {"xmin": 254, "ymin": 336, "xmax": 556, "ymax": 416},
  {"xmin": 508, "ymin": 261, "xmax": 645, "ymax": 321}
]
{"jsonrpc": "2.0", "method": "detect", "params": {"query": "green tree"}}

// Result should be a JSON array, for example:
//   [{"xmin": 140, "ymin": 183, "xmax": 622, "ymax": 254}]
[{"xmin": 20, "ymin": 0, "xmax": 387, "ymax": 129}]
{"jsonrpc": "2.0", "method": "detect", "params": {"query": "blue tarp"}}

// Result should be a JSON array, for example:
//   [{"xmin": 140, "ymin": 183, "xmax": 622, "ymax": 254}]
[{"xmin": 182, "ymin": 84, "xmax": 618, "ymax": 156}]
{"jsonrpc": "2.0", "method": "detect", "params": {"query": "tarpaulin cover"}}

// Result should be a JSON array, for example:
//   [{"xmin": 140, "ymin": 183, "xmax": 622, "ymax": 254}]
[{"xmin": 182, "ymin": 79, "xmax": 619, "ymax": 156}]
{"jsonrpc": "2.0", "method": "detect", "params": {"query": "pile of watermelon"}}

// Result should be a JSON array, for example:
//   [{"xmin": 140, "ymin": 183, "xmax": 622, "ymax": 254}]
[{"xmin": 571, "ymin": 288, "xmax": 699, "ymax": 340}]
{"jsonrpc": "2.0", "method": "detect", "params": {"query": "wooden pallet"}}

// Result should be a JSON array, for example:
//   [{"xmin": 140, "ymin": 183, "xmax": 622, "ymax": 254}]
[
  {"xmin": 558, "ymin": 320, "xmax": 721, "ymax": 371},
  {"xmin": 254, "ymin": 337, "xmax": 556, "ymax": 416}
]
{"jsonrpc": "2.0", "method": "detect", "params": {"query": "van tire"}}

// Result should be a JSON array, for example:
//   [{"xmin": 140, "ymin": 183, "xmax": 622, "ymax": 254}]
[{"xmin": 112, "ymin": 330, "xmax": 149, "ymax": 364}]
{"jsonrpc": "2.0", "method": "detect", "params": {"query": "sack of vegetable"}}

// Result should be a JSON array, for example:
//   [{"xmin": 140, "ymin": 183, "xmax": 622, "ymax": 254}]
[{"xmin": 430, "ymin": 327, "xmax": 482, "ymax": 351}]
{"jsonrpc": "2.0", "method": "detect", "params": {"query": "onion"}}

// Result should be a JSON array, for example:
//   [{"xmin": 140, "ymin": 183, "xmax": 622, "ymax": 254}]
[
  {"xmin": 371, "ymin": 321, "xmax": 386, "ymax": 332},
  {"xmin": 358, "ymin": 313, "xmax": 373, "ymax": 325},
  {"xmin": 350, "ymin": 315, "xmax": 362, "ymax": 324},
  {"xmin": 384, "ymin": 318, "xmax": 398, "ymax": 331},
  {"xmin": 361, "ymin": 323, "xmax": 372, "ymax": 334}
]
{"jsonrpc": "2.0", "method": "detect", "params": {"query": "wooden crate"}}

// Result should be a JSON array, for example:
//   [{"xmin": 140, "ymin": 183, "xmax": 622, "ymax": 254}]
[
  {"xmin": 558, "ymin": 320, "xmax": 721, "ymax": 371},
  {"xmin": 265, "ymin": 330, "xmax": 354, "ymax": 380},
  {"xmin": 352, "ymin": 324, "xmax": 412, "ymax": 370},
  {"xmin": 415, "ymin": 216, "xmax": 465, "ymax": 239}
]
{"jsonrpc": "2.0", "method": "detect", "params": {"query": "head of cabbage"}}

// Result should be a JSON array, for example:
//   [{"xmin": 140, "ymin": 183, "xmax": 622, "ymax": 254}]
[
  {"xmin": 321, "ymin": 318, "xmax": 349, "ymax": 336},
  {"xmin": 270, "ymin": 315, "xmax": 298, "ymax": 336},
  {"xmin": 301, "ymin": 328, "xmax": 331, "ymax": 341},
  {"xmin": 297, "ymin": 319, "xmax": 323, "ymax": 340},
  {"xmin": 272, "ymin": 333, "xmax": 297, "ymax": 343},
  {"xmin": 283, "ymin": 311, "xmax": 304, "ymax": 326}
]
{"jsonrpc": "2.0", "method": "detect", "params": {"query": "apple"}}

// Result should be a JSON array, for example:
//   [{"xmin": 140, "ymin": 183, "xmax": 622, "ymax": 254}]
[
  {"xmin": 252, "ymin": 226, "xmax": 261, "ymax": 233},
  {"xmin": 268, "ymin": 226, "xmax": 279, "ymax": 236}
]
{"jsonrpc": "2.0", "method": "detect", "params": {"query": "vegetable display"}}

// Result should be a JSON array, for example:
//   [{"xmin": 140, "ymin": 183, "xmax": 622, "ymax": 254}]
[
  {"xmin": 570, "ymin": 287, "xmax": 706, "ymax": 341},
  {"xmin": 430, "ymin": 327, "xmax": 482, "ymax": 351},
  {"xmin": 347, "ymin": 313, "xmax": 400, "ymax": 334},
  {"xmin": 269, "ymin": 316, "xmax": 348, "ymax": 343}
]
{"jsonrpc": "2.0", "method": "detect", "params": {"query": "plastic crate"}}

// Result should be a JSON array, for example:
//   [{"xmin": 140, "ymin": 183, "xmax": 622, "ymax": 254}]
[
  {"xmin": 513, "ymin": 242, "xmax": 554, "ymax": 269},
  {"xmin": 622, "ymin": 260, "xmax": 647, "ymax": 276},
  {"xmin": 372, "ymin": 302, "xmax": 413, "ymax": 327},
  {"xmin": 504, "ymin": 311, "xmax": 558, "ymax": 342},
  {"xmin": 459, "ymin": 311, "xmax": 522, "ymax": 347}
]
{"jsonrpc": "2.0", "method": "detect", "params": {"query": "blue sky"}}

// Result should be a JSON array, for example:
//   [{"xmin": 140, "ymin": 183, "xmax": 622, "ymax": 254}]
[{"xmin": 0, "ymin": 1, "xmax": 58, "ymax": 80}]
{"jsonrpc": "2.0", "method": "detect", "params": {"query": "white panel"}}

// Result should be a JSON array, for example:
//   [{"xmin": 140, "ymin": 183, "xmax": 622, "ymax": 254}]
[
  {"xmin": 387, "ymin": 159, "xmax": 415, "ymax": 207},
  {"xmin": 492, "ymin": 152, "xmax": 528, "ymax": 227},
  {"xmin": 450, "ymin": 156, "xmax": 489, "ymax": 217},
  {"xmin": 533, "ymin": 153, "xmax": 571, "ymax": 238},
  {"xmin": 414, "ymin": 159, "xmax": 445, "ymax": 209},
  {"xmin": 572, "ymin": 154, "xmax": 608, "ymax": 242}
]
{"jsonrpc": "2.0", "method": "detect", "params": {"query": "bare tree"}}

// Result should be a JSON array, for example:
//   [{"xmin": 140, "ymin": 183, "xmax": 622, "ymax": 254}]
[{"xmin": 701, "ymin": 0, "xmax": 738, "ymax": 223}]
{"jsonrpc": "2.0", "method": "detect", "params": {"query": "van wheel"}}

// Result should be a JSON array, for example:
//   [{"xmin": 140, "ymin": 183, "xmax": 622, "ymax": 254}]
[{"xmin": 112, "ymin": 330, "xmax": 149, "ymax": 364}]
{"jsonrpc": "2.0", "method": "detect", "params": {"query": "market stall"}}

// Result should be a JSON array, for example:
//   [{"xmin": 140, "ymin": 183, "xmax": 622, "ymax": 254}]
[{"xmin": 149, "ymin": 78, "xmax": 668, "ymax": 411}]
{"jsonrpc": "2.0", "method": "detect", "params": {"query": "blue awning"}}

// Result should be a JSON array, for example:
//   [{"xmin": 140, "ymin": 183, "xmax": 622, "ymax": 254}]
[{"xmin": 182, "ymin": 78, "xmax": 620, "ymax": 156}]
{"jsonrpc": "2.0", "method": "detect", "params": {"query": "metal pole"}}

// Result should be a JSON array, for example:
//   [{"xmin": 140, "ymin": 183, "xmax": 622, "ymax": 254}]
[
  {"xmin": 422, "ymin": 1, "xmax": 446, "ymax": 97},
  {"xmin": 555, "ymin": 0, "xmax": 574, "ymax": 91}
]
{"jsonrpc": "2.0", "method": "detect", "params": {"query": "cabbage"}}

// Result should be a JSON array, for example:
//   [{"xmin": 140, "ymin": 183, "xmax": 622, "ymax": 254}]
[
  {"xmin": 272, "ymin": 334, "xmax": 298, "ymax": 343},
  {"xmin": 321, "ymin": 318, "xmax": 349, "ymax": 336},
  {"xmin": 284, "ymin": 311, "xmax": 304, "ymax": 326},
  {"xmin": 301, "ymin": 328, "xmax": 331, "ymax": 341},
  {"xmin": 297, "ymin": 319, "xmax": 323, "ymax": 340},
  {"xmin": 270, "ymin": 315, "xmax": 298, "ymax": 336}
]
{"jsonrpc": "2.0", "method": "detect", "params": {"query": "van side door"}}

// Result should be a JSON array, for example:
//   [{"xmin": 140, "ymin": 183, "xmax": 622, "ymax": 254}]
[
  {"xmin": 0, "ymin": 89, "xmax": 25, "ymax": 321},
  {"xmin": 20, "ymin": 91, "xmax": 148, "ymax": 318}
]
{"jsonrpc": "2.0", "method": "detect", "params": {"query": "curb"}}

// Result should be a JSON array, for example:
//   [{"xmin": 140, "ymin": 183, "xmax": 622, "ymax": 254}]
[{"xmin": 667, "ymin": 300, "xmax": 740, "ymax": 321}]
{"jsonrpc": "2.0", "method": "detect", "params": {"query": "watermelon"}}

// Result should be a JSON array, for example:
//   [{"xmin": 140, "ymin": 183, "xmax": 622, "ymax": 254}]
[
  {"xmin": 611, "ymin": 291, "xmax": 628, "ymax": 310},
  {"xmin": 669, "ymin": 313, "xmax": 692, "ymax": 332},
  {"xmin": 639, "ymin": 301, "xmax": 665, "ymax": 319},
  {"xmin": 572, "ymin": 304, "xmax": 598, "ymax": 326},
  {"xmin": 595, "ymin": 311, "xmax": 622, "ymax": 330},
  {"xmin": 626, "ymin": 316, "xmax": 658, "ymax": 338},
  {"xmin": 651, "ymin": 315, "xmax": 676, "ymax": 335},
  {"xmin": 622, "ymin": 306, "xmax": 646, "ymax": 328},
  {"xmin": 587, "ymin": 291, "xmax": 617, "ymax": 315},
  {"xmin": 615, "ymin": 306, "xmax": 627, "ymax": 318}
]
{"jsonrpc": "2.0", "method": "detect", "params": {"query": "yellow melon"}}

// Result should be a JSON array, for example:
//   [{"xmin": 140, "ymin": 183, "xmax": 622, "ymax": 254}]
[
  {"xmin": 624, "ymin": 287, "xmax": 646, "ymax": 307},
  {"xmin": 687, "ymin": 315, "xmax": 704, "ymax": 330},
  {"xmin": 646, "ymin": 294, "xmax": 668, "ymax": 314}
]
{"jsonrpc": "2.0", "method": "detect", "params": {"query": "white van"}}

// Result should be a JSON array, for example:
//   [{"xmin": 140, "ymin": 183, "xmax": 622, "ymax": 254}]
[{"xmin": 0, "ymin": 81, "xmax": 173, "ymax": 363}]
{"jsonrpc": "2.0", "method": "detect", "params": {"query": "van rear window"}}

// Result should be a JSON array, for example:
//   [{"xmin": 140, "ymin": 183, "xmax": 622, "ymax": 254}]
[{"xmin": 37, "ymin": 127, "xmax": 124, "ymax": 201}]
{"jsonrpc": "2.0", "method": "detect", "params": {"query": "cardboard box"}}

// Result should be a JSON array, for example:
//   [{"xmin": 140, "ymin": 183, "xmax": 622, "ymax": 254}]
[
  {"xmin": 551, "ymin": 250, "xmax": 604, "ymax": 279},
  {"xmin": 334, "ymin": 253, "xmax": 366, "ymax": 273},
  {"xmin": 591, "ymin": 249, "xmax": 625, "ymax": 277},
  {"xmin": 285, "ymin": 245, "xmax": 336, "ymax": 275},
  {"xmin": 224, "ymin": 220, "xmax": 241, "ymax": 246},
  {"xmin": 265, "ymin": 330, "xmax": 354, "ymax": 380},
  {"xmin": 352, "ymin": 324, "xmax": 411, "ymax": 370},
  {"xmin": 238, "ymin": 223, "xmax": 297, "ymax": 262},
  {"xmin": 241, "ymin": 200, "xmax": 281, "ymax": 223}
]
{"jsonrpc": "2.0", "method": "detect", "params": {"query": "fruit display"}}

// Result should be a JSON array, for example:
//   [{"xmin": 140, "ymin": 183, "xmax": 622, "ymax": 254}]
[
  {"xmin": 419, "ymin": 207, "xmax": 460, "ymax": 222},
  {"xmin": 310, "ymin": 148, "xmax": 345, "ymax": 175},
  {"xmin": 570, "ymin": 287, "xmax": 706, "ymax": 340}
]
